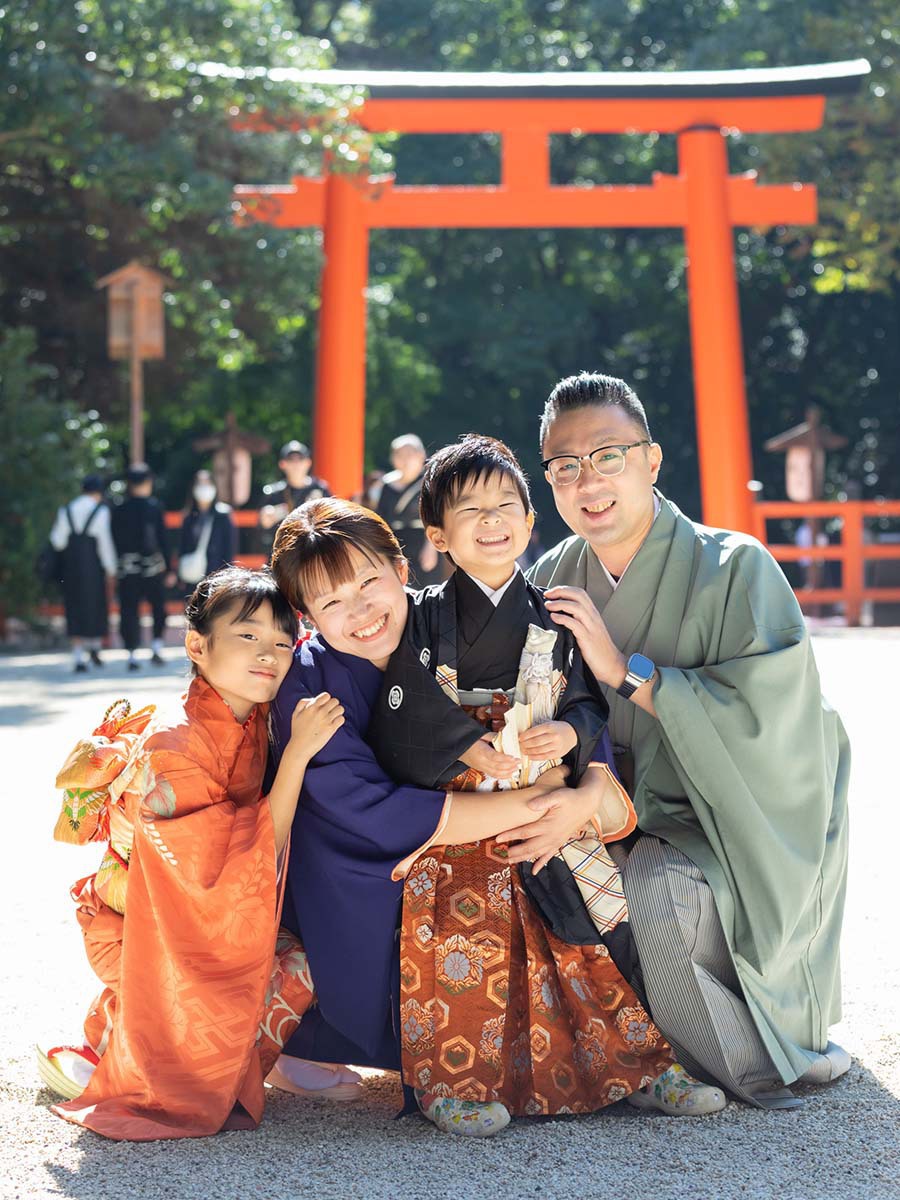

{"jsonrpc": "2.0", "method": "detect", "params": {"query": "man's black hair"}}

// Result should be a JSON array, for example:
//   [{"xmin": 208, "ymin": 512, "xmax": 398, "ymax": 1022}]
[
  {"xmin": 539, "ymin": 372, "xmax": 651, "ymax": 450},
  {"xmin": 419, "ymin": 434, "xmax": 531, "ymax": 530}
]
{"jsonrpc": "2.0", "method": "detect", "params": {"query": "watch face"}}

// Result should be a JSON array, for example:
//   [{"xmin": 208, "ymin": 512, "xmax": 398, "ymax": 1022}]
[{"xmin": 628, "ymin": 653, "xmax": 655, "ymax": 681}]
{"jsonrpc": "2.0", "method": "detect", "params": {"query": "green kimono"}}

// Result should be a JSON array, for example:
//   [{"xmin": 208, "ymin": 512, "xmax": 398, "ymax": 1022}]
[{"xmin": 528, "ymin": 492, "xmax": 849, "ymax": 1085}]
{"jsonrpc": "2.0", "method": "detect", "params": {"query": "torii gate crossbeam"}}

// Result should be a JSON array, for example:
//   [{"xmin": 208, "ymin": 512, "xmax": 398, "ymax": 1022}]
[{"xmin": 234, "ymin": 62, "xmax": 869, "ymax": 532}]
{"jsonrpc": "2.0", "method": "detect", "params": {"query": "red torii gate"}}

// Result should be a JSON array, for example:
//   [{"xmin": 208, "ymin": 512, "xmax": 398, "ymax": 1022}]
[{"xmin": 234, "ymin": 61, "xmax": 869, "ymax": 532}]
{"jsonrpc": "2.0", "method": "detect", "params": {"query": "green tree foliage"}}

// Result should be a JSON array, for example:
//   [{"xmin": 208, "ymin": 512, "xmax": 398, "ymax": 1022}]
[
  {"xmin": 0, "ymin": 0, "xmax": 368, "ymax": 500},
  {"xmin": 0, "ymin": 327, "xmax": 110, "ymax": 618}
]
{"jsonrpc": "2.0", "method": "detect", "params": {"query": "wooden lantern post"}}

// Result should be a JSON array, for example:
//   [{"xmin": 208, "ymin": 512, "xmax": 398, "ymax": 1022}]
[
  {"xmin": 96, "ymin": 261, "xmax": 166, "ymax": 464},
  {"xmin": 764, "ymin": 405, "xmax": 847, "ymax": 589}
]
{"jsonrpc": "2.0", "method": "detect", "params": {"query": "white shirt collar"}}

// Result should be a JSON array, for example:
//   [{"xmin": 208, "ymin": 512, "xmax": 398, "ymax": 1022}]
[
  {"xmin": 596, "ymin": 493, "xmax": 662, "ymax": 590},
  {"xmin": 466, "ymin": 565, "xmax": 521, "ymax": 607}
]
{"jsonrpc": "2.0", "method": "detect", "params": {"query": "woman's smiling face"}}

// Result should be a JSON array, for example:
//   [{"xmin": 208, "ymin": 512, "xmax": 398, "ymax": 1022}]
[{"xmin": 302, "ymin": 545, "xmax": 410, "ymax": 670}]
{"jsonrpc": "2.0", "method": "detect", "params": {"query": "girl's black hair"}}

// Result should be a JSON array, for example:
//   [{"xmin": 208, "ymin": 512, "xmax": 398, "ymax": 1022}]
[
  {"xmin": 185, "ymin": 566, "xmax": 297, "ymax": 640},
  {"xmin": 419, "ymin": 434, "xmax": 532, "ymax": 530}
]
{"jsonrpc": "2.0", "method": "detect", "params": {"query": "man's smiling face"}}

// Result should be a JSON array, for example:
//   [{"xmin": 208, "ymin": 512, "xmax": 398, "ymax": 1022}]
[{"xmin": 542, "ymin": 404, "xmax": 662, "ymax": 563}]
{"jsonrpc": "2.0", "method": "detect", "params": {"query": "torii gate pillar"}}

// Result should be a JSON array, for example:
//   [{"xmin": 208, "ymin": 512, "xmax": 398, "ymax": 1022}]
[
  {"xmin": 315, "ymin": 173, "xmax": 368, "ymax": 498},
  {"xmin": 680, "ymin": 127, "xmax": 755, "ymax": 532}
]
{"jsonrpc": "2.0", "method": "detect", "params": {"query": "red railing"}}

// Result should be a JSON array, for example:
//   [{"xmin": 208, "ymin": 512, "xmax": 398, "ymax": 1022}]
[
  {"xmin": 35, "ymin": 502, "xmax": 900, "ymax": 628},
  {"xmin": 163, "ymin": 508, "xmax": 266, "ymax": 569},
  {"xmin": 752, "ymin": 500, "xmax": 900, "ymax": 625}
]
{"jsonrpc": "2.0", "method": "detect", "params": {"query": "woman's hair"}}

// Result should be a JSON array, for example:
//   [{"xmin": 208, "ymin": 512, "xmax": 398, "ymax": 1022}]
[
  {"xmin": 185, "ymin": 566, "xmax": 297, "ymax": 661},
  {"xmin": 270, "ymin": 498, "xmax": 404, "ymax": 613},
  {"xmin": 419, "ymin": 434, "xmax": 531, "ymax": 530},
  {"xmin": 539, "ymin": 372, "xmax": 651, "ymax": 450}
]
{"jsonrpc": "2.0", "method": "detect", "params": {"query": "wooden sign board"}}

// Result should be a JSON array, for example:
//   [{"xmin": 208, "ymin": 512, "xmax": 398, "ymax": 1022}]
[{"xmin": 97, "ymin": 262, "xmax": 166, "ymax": 360}]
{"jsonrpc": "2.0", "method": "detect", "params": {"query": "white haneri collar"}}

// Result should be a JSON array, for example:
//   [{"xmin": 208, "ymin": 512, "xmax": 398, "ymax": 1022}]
[
  {"xmin": 465, "ymin": 564, "xmax": 521, "ymax": 608},
  {"xmin": 597, "ymin": 493, "xmax": 662, "ymax": 591}
]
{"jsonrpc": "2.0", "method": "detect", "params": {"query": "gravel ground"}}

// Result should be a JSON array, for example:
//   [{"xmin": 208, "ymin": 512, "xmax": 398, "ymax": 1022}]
[{"xmin": 1, "ymin": 631, "xmax": 898, "ymax": 1200}]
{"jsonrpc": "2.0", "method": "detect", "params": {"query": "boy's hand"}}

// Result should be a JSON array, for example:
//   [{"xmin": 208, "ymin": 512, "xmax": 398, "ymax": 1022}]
[
  {"xmin": 460, "ymin": 733, "xmax": 520, "ymax": 780},
  {"xmin": 517, "ymin": 720, "xmax": 577, "ymax": 761},
  {"xmin": 288, "ymin": 693, "xmax": 344, "ymax": 763}
]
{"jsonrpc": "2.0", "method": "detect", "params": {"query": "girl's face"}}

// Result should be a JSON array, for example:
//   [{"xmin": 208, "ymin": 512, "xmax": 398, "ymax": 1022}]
[
  {"xmin": 185, "ymin": 600, "xmax": 296, "ymax": 722},
  {"xmin": 302, "ymin": 545, "xmax": 409, "ymax": 670}
]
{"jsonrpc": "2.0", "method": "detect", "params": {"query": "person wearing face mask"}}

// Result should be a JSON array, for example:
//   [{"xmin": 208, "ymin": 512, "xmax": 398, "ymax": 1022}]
[{"xmin": 177, "ymin": 470, "xmax": 238, "ymax": 592}]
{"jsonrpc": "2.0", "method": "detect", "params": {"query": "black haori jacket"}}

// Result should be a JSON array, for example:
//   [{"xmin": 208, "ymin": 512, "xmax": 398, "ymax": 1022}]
[
  {"xmin": 368, "ymin": 568, "xmax": 608, "ymax": 788},
  {"xmin": 367, "ymin": 569, "xmax": 616, "ymax": 946}
]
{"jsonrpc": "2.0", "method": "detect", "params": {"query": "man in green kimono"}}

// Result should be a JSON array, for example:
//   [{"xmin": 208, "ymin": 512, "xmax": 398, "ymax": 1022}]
[{"xmin": 525, "ymin": 371, "xmax": 850, "ymax": 1111}]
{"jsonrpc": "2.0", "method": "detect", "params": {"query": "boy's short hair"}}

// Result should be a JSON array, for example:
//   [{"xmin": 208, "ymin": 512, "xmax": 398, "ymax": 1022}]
[{"xmin": 419, "ymin": 435, "xmax": 532, "ymax": 530}]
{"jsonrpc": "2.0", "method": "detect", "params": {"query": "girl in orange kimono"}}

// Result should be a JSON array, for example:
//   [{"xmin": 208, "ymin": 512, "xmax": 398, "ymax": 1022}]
[{"xmin": 41, "ymin": 567, "xmax": 346, "ymax": 1141}]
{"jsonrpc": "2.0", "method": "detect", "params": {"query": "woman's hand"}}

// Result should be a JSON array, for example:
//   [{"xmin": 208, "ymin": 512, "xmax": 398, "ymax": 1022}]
[
  {"xmin": 495, "ymin": 764, "xmax": 608, "ymax": 874},
  {"xmin": 543, "ymin": 586, "xmax": 627, "ymax": 689},
  {"xmin": 459, "ymin": 733, "xmax": 520, "ymax": 780},
  {"xmin": 287, "ymin": 693, "xmax": 344, "ymax": 764},
  {"xmin": 517, "ymin": 720, "xmax": 577, "ymax": 761}
]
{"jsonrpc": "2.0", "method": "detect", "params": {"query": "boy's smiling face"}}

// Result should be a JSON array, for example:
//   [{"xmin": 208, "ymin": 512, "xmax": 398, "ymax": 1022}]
[{"xmin": 425, "ymin": 471, "xmax": 534, "ymax": 589}]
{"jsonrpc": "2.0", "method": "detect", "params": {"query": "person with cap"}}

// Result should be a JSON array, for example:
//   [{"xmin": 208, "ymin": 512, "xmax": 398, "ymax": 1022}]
[
  {"xmin": 111, "ymin": 463, "xmax": 175, "ymax": 670},
  {"xmin": 48, "ymin": 474, "xmax": 117, "ymax": 673},
  {"xmin": 258, "ymin": 441, "xmax": 331, "ymax": 552},
  {"xmin": 373, "ymin": 433, "xmax": 442, "ymax": 587}
]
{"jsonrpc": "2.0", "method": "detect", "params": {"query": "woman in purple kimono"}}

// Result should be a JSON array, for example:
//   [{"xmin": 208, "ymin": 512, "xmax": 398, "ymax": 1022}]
[{"xmin": 267, "ymin": 499, "xmax": 673, "ymax": 1137}]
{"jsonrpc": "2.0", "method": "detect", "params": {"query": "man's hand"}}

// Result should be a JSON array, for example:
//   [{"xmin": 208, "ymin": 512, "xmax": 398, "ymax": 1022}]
[
  {"xmin": 460, "ymin": 733, "xmax": 520, "ymax": 780},
  {"xmin": 495, "ymin": 764, "xmax": 608, "ymax": 873},
  {"xmin": 518, "ymin": 720, "xmax": 577, "ymax": 761},
  {"xmin": 543, "ymin": 585, "xmax": 627, "ymax": 689}
]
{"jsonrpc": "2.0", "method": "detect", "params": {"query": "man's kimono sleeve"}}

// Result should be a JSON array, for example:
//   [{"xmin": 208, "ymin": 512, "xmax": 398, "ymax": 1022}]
[{"xmin": 650, "ymin": 544, "xmax": 850, "ymax": 977}]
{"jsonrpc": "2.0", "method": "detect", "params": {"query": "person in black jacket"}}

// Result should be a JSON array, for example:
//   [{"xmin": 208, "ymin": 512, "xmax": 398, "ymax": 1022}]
[
  {"xmin": 177, "ymin": 470, "xmax": 238, "ymax": 591},
  {"xmin": 111, "ymin": 463, "xmax": 174, "ymax": 670}
]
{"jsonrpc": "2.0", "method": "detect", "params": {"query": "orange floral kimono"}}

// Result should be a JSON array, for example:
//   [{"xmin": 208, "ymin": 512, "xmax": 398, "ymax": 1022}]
[{"xmin": 50, "ymin": 678, "xmax": 315, "ymax": 1141}]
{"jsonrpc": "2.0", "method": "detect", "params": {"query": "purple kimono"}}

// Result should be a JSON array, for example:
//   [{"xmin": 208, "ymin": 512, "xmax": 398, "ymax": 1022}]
[{"xmin": 270, "ymin": 634, "xmax": 447, "ymax": 1064}]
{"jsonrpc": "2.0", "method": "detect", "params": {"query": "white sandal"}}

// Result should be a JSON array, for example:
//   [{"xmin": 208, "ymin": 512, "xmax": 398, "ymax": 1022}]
[{"xmin": 626, "ymin": 1064, "xmax": 727, "ymax": 1115}]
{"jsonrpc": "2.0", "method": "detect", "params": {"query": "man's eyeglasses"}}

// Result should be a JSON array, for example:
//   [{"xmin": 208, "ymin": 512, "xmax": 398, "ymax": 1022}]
[{"xmin": 542, "ymin": 441, "xmax": 652, "ymax": 486}]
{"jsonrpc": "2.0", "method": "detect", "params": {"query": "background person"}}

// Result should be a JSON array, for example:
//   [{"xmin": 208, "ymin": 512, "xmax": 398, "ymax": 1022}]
[
  {"xmin": 177, "ymin": 469, "xmax": 238, "ymax": 589},
  {"xmin": 48, "ymin": 473, "xmax": 117, "ymax": 673},
  {"xmin": 374, "ymin": 433, "xmax": 442, "ymax": 586},
  {"xmin": 258, "ymin": 441, "xmax": 330, "ymax": 554},
  {"xmin": 111, "ymin": 463, "xmax": 174, "ymax": 670}
]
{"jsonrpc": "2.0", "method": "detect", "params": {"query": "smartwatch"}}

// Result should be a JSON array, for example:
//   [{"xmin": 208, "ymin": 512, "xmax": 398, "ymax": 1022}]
[{"xmin": 616, "ymin": 652, "xmax": 655, "ymax": 700}]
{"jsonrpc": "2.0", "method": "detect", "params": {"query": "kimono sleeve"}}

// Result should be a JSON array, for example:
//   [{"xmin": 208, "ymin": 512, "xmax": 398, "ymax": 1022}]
[
  {"xmin": 271, "ymin": 662, "xmax": 450, "ymax": 878},
  {"xmin": 368, "ymin": 636, "xmax": 485, "ymax": 789},
  {"xmin": 651, "ymin": 543, "xmax": 850, "ymax": 974},
  {"xmin": 128, "ymin": 741, "xmax": 277, "ymax": 913}
]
